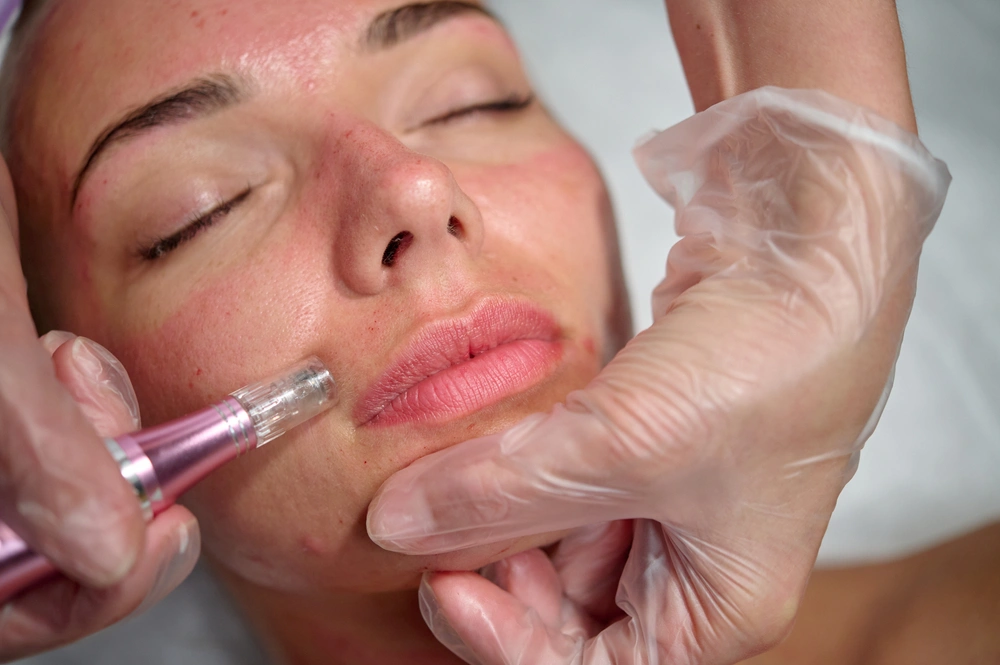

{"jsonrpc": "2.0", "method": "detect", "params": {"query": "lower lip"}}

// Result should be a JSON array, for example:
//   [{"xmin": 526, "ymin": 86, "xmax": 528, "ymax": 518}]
[{"xmin": 366, "ymin": 339, "xmax": 562, "ymax": 427}]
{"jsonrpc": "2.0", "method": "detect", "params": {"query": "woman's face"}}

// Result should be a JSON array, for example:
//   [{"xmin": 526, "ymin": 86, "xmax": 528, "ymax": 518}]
[{"xmin": 7, "ymin": 0, "xmax": 629, "ymax": 594}]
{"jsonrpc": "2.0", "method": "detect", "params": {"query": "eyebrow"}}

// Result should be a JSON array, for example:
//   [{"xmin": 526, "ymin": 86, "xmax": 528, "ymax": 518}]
[
  {"xmin": 365, "ymin": 1, "xmax": 495, "ymax": 50},
  {"xmin": 71, "ymin": 74, "xmax": 246, "ymax": 205},
  {"xmin": 71, "ymin": 1, "xmax": 497, "ymax": 205}
]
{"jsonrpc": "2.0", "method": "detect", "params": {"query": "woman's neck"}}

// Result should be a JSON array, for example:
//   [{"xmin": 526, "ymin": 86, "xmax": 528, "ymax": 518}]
[{"xmin": 217, "ymin": 569, "xmax": 465, "ymax": 665}]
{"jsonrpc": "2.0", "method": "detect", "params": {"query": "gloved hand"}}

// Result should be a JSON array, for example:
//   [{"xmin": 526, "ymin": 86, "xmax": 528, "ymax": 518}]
[
  {"xmin": 367, "ymin": 87, "xmax": 951, "ymax": 665},
  {"xmin": 0, "ymin": 158, "xmax": 199, "ymax": 660}
]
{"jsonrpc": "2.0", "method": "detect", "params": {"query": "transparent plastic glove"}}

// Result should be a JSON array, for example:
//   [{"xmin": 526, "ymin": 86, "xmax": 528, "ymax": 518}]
[
  {"xmin": 367, "ymin": 87, "xmax": 951, "ymax": 664},
  {"xmin": 0, "ymin": 333, "xmax": 200, "ymax": 661},
  {"xmin": 0, "ymin": 1, "xmax": 20, "ymax": 34},
  {"xmin": 0, "ymin": 158, "xmax": 199, "ymax": 660}
]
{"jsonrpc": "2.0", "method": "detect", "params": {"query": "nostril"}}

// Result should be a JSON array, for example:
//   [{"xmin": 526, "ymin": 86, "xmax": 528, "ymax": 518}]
[
  {"xmin": 447, "ymin": 216, "xmax": 464, "ymax": 239},
  {"xmin": 382, "ymin": 231, "xmax": 413, "ymax": 267}
]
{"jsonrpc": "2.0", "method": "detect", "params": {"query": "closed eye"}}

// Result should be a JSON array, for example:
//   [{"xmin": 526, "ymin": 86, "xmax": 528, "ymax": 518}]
[
  {"xmin": 139, "ymin": 187, "xmax": 252, "ymax": 261},
  {"xmin": 423, "ymin": 92, "xmax": 535, "ymax": 126}
]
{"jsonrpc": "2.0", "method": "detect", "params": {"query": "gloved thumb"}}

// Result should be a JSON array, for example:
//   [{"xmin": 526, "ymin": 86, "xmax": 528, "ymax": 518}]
[{"xmin": 367, "ymin": 392, "xmax": 649, "ymax": 554}]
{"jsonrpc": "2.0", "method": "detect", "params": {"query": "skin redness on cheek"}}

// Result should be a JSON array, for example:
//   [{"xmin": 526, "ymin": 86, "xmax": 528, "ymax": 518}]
[{"xmin": 109, "ymin": 250, "xmax": 322, "ymax": 423}]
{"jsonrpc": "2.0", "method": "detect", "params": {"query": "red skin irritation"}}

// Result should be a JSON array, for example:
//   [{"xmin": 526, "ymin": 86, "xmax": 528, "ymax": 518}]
[
  {"xmin": 113, "ymin": 220, "xmax": 348, "ymax": 423},
  {"xmin": 116, "ymin": 278, "xmax": 281, "ymax": 419},
  {"xmin": 71, "ymin": 189, "xmax": 94, "ymax": 225}
]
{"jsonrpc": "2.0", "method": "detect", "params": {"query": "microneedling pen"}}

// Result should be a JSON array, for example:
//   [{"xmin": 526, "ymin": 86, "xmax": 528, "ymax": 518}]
[{"xmin": 0, "ymin": 356, "xmax": 337, "ymax": 603}]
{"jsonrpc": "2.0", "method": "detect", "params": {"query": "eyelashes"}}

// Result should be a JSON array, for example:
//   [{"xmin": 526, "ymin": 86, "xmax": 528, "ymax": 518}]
[
  {"xmin": 422, "ymin": 92, "xmax": 536, "ymax": 126},
  {"xmin": 139, "ymin": 187, "xmax": 251, "ymax": 261},
  {"xmin": 137, "ymin": 93, "xmax": 534, "ymax": 262}
]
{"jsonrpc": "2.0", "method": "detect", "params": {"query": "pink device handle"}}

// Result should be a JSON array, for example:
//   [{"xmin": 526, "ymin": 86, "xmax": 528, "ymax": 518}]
[{"xmin": 0, "ymin": 397, "xmax": 255, "ymax": 603}]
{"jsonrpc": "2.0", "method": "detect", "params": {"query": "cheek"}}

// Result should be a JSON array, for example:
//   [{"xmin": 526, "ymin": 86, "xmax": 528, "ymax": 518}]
[
  {"xmin": 99, "ymin": 238, "xmax": 357, "ymax": 592},
  {"xmin": 481, "ymin": 145, "xmax": 611, "ymax": 270},
  {"xmin": 462, "ymin": 143, "xmax": 619, "ymax": 335},
  {"xmin": 107, "ymin": 236, "xmax": 331, "ymax": 423}
]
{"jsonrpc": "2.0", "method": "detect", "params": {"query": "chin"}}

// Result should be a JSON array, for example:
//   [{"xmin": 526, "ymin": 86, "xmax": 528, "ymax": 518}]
[{"xmin": 203, "ymin": 474, "xmax": 569, "ymax": 596}]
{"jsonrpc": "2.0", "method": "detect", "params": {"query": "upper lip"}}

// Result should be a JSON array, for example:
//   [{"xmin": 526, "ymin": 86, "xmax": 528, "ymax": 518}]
[{"xmin": 354, "ymin": 297, "xmax": 561, "ymax": 425}]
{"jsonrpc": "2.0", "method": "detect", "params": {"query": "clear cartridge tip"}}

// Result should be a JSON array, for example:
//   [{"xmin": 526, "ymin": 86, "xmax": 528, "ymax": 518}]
[{"xmin": 230, "ymin": 357, "xmax": 337, "ymax": 447}]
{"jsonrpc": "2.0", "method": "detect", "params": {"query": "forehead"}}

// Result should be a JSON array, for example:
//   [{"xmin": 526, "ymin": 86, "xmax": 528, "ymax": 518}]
[{"xmin": 14, "ymin": 0, "xmax": 491, "ymax": 194}]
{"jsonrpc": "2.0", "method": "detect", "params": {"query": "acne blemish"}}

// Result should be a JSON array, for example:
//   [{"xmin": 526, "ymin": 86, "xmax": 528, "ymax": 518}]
[{"xmin": 301, "ymin": 536, "xmax": 325, "ymax": 556}]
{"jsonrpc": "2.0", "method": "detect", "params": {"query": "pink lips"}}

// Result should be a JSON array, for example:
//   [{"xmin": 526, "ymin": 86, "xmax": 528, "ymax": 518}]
[{"xmin": 356, "ymin": 299, "xmax": 563, "ymax": 427}]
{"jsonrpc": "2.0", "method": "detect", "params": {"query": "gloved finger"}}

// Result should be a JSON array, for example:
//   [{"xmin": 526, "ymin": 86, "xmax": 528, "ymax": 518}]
[
  {"xmin": 420, "ymin": 573, "xmax": 664, "ymax": 665},
  {"xmin": 481, "ymin": 550, "xmax": 566, "ymax": 631},
  {"xmin": 37, "ymin": 331, "xmax": 75, "ymax": 356},
  {"xmin": 424, "ymin": 531, "xmax": 680, "ymax": 665},
  {"xmin": 419, "ymin": 573, "xmax": 484, "ymax": 665},
  {"xmin": 47, "ymin": 335, "xmax": 142, "ymax": 436},
  {"xmin": 0, "ymin": 268, "xmax": 144, "ymax": 588},
  {"xmin": 422, "ymin": 571, "xmax": 581, "ymax": 665},
  {"xmin": 549, "ymin": 521, "xmax": 632, "ymax": 623},
  {"xmin": 0, "ymin": 505, "xmax": 199, "ymax": 661}
]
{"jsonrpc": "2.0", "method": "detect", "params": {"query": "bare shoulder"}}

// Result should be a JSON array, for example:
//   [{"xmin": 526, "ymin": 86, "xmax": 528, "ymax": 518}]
[
  {"xmin": 740, "ymin": 523, "xmax": 1000, "ymax": 665},
  {"xmin": 859, "ymin": 522, "xmax": 1000, "ymax": 665}
]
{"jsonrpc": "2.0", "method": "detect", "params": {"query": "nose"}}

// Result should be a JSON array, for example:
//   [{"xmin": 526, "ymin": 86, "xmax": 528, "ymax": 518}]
[{"xmin": 332, "ymin": 124, "xmax": 485, "ymax": 296}]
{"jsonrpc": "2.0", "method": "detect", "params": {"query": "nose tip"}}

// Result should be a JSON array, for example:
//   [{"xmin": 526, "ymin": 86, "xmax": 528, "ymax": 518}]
[{"xmin": 333, "ymin": 132, "xmax": 484, "ymax": 296}]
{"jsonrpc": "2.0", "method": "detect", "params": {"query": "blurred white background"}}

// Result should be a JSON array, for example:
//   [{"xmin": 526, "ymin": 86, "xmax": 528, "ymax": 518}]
[{"xmin": 6, "ymin": 0, "xmax": 999, "ymax": 662}]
